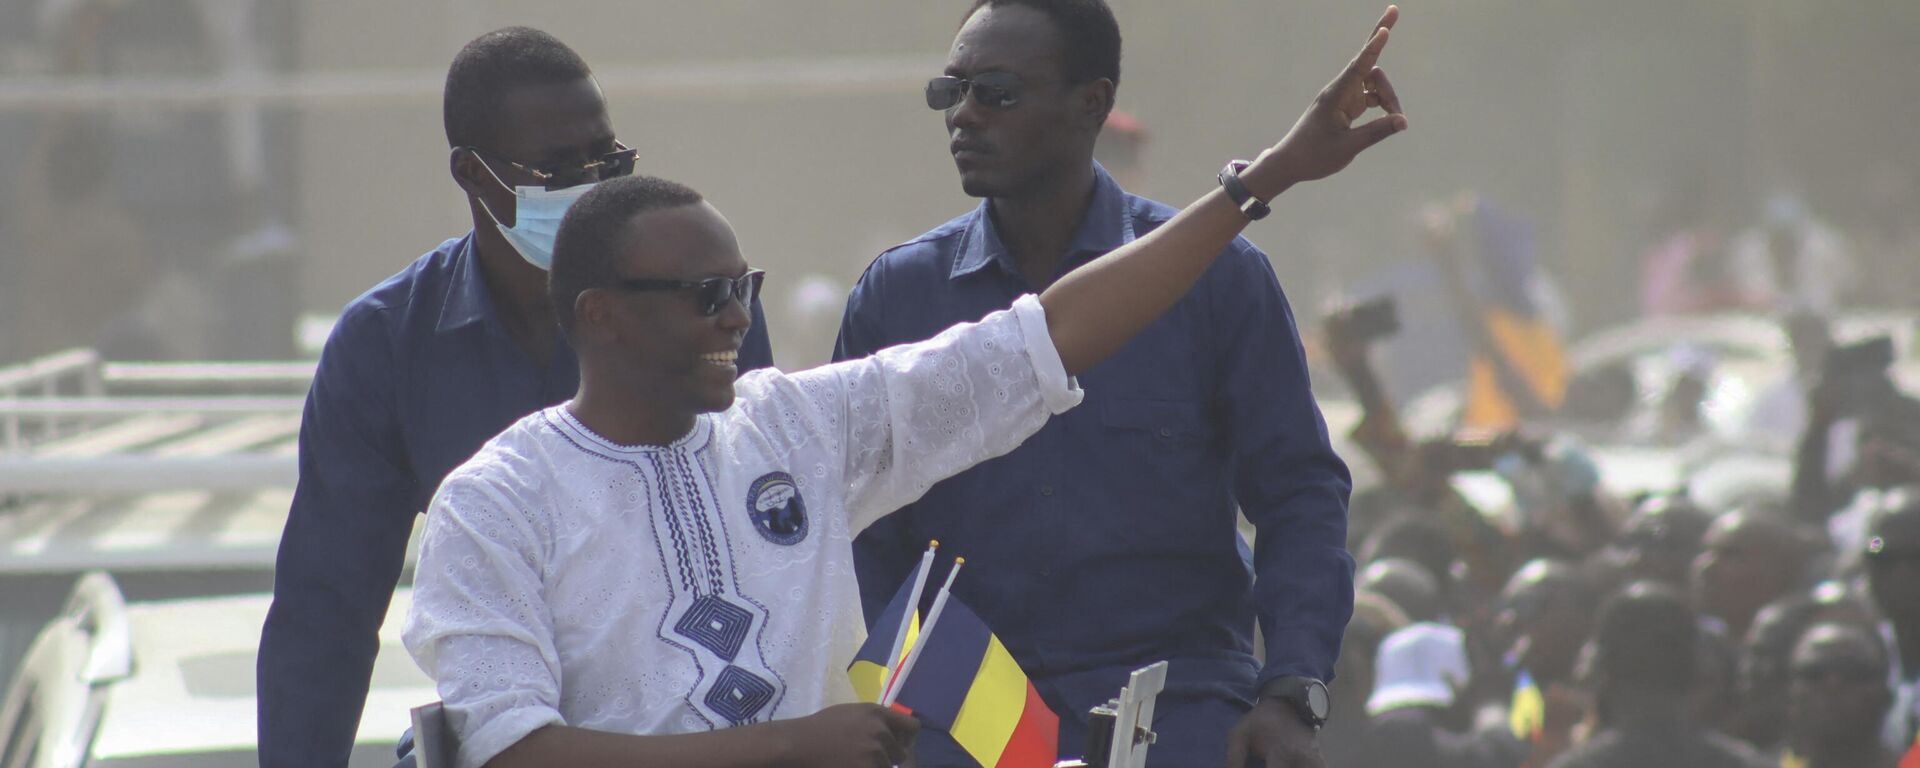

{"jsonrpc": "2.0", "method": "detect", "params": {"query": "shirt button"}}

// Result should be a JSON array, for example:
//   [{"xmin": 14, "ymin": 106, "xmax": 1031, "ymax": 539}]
[
  {"xmin": 1040, "ymin": 485, "xmax": 1055, "ymax": 497},
  {"xmin": 1158, "ymin": 427, "xmax": 1174, "ymax": 438}
]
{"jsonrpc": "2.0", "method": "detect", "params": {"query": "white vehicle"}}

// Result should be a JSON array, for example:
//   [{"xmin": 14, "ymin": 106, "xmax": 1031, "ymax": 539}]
[
  {"xmin": 1397, "ymin": 310, "xmax": 1918, "ymax": 501},
  {"xmin": 0, "ymin": 573, "xmax": 431, "ymax": 768}
]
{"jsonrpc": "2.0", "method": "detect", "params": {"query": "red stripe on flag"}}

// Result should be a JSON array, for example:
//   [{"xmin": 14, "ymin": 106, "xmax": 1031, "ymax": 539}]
[{"xmin": 992, "ymin": 683, "xmax": 1059, "ymax": 768}]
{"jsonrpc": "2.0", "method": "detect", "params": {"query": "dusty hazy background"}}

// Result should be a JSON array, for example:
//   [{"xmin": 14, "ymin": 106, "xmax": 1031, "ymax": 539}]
[{"xmin": 0, "ymin": 0, "xmax": 1914, "ymax": 369}]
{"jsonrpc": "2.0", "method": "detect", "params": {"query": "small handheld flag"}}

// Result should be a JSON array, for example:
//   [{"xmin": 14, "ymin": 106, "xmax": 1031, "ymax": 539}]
[
  {"xmin": 847, "ymin": 541, "xmax": 937, "ymax": 703},
  {"xmin": 886, "ymin": 557, "xmax": 1059, "ymax": 768}
]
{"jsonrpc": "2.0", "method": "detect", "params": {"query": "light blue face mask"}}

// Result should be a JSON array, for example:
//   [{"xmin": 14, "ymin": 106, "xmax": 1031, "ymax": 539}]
[{"xmin": 474, "ymin": 158, "xmax": 597, "ymax": 271}]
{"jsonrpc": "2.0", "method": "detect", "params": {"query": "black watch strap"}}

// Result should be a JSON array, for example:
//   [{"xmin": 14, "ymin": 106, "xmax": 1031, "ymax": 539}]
[
  {"xmin": 1265, "ymin": 675, "xmax": 1331, "ymax": 728},
  {"xmin": 1218, "ymin": 160, "xmax": 1271, "ymax": 221}
]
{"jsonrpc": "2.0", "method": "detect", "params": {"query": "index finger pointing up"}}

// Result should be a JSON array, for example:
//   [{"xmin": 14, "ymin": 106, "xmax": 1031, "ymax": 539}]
[
  {"xmin": 1344, "ymin": 7, "xmax": 1398, "ymax": 81},
  {"xmin": 1341, "ymin": 22, "xmax": 1393, "ymax": 93},
  {"xmin": 1373, "ymin": 5, "xmax": 1400, "ymax": 34}
]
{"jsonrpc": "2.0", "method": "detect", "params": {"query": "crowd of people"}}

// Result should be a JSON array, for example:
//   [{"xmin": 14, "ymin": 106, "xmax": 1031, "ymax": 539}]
[{"xmin": 1314, "ymin": 207, "xmax": 1920, "ymax": 766}]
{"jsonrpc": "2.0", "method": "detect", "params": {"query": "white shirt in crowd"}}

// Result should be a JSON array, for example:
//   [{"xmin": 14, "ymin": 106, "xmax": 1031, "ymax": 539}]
[{"xmin": 402, "ymin": 296, "xmax": 1082, "ymax": 768}]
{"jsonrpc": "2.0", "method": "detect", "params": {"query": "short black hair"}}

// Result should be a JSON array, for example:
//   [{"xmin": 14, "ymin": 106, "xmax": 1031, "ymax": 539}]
[
  {"xmin": 443, "ymin": 27, "xmax": 594, "ymax": 150},
  {"xmin": 1358, "ymin": 558, "xmax": 1442, "ymax": 624},
  {"xmin": 1592, "ymin": 582, "xmax": 1698, "ymax": 690},
  {"xmin": 1361, "ymin": 513, "xmax": 1459, "ymax": 592},
  {"xmin": 967, "ymin": 0, "xmax": 1121, "ymax": 87},
  {"xmin": 549, "ymin": 175, "xmax": 705, "ymax": 335}
]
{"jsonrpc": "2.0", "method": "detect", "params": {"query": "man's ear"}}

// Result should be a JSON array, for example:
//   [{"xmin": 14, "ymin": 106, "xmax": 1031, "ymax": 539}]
[
  {"xmin": 575, "ymin": 288, "xmax": 612, "ymax": 341},
  {"xmin": 1080, "ymin": 78, "xmax": 1116, "ymax": 129},
  {"xmin": 450, "ymin": 147, "xmax": 487, "ymax": 198}
]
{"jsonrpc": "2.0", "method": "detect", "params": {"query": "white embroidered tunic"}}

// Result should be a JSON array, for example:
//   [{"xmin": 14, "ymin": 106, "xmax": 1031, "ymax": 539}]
[{"xmin": 402, "ymin": 296, "xmax": 1081, "ymax": 768}]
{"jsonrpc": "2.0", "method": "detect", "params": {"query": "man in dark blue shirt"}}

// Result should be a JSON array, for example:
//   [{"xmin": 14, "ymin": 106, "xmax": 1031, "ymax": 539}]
[
  {"xmin": 835, "ymin": 1, "xmax": 1357, "ymax": 765},
  {"xmin": 255, "ymin": 28, "xmax": 773, "ymax": 766}
]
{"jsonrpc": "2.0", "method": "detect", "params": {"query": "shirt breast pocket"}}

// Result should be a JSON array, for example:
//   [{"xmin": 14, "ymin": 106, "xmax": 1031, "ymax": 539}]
[
  {"xmin": 1091, "ymin": 397, "xmax": 1224, "ymax": 555},
  {"xmin": 1099, "ymin": 397, "xmax": 1212, "ymax": 454}
]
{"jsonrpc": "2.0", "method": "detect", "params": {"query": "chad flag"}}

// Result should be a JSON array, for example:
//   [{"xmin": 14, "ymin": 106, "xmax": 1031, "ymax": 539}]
[
  {"xmin": 889, "ymin": 596, "xmax": 1058, "ymax": 768},
  {"xmin": 847, "ymin": 559, "xmax": 925, "ymax": 703}
]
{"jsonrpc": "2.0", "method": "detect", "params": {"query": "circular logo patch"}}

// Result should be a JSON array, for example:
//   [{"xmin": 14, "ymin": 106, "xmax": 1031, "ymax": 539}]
[{"xmin": 747, "ymin": 472, "xmax": 808, "ymax": 545}]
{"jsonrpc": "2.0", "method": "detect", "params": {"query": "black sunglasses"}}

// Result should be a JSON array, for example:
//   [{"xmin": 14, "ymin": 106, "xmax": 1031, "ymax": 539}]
[
  {"xmin": 615, "ymin": 269, "xmax": 765, "ymax": 317},
  {"xmin": 468, "ymin": 142, "xmax": 639, "ymax": 191},
  {"xmin": 925, "ymin": 73, "xmax": 1025, "ymax": 111}
]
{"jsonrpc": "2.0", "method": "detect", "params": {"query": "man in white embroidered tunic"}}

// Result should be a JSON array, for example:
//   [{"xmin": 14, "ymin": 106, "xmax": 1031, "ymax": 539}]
[{"xmin": 403, "ymin": 8, "xmax": 1409, "ymax": 766}]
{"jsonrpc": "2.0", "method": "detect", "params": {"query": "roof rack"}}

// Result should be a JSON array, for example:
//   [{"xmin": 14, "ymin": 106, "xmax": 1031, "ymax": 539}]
[
  {"xmin": 0, "ymin": 349, "xmax": 310, "ymax": 574},
  {"xmin": 0, "ymin": 348, "xmax": 305, "ymax": 493}
]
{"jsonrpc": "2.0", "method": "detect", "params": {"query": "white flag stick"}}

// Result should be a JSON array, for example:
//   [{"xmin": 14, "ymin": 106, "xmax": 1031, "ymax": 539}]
[
  {"xmin": 884, "ymin": 540, "xmax": 939, "ymax": 683},
  {"xmin": 881, "ymin": 556, "xmax": 964, "ymax": 706}
]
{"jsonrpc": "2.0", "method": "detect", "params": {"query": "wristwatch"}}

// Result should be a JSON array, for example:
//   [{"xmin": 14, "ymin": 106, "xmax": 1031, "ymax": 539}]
[
  {"xmin": 1217, "ymin": 160, "xmax": 1271, "ymax": 221},
  {"xmin": 1265, "ymin": 676, "xmax": 1331, "ymax": 729}
]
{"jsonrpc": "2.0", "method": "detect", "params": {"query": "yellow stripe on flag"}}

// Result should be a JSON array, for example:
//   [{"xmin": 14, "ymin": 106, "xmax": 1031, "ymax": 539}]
[
  {"xmin": 949, "ymin": 636, "xmax": 1029, "ymax": 766},
  {"xmin": 902, "ymin": 611, "xmax": 920, "ymax": 666},
  {"xmin": 850, "ymin": 611, "xmax": 920, "ymax": 703},
  {"xmin": 849, "ymin": 660, "xmax": 890, "ymax": 704}
]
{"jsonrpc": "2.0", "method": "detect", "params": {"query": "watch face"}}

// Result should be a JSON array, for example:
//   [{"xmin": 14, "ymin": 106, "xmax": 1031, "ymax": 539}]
[{"xmin": 1307, "ymin": 681, "xmax": 1330, "ymax": 719}]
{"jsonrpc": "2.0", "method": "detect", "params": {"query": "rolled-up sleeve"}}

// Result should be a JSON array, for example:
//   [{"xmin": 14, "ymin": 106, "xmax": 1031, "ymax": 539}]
[
  {"xmin": 404, "ymin": 473, "xmax": 566, "ymax": 768},
  {"xmin": 785, "ymin": 294, "xmax": 1081, "ymax": 533}
]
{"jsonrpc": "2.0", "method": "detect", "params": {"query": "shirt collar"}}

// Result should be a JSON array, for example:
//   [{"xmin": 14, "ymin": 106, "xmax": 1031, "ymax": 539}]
[
  {"xmin": 949, "ymin": 161, "xmax": 1137, "ymax": 281},
  {"xmin": 436, "ymin": 233, "xmax": 494, "ymax": 334}
]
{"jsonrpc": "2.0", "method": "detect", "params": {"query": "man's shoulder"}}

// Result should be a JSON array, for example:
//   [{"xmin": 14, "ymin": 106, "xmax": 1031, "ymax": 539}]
[
  {"xmin": 860, "ymin": 210, "xmax": 977, "ymax": 276},
  {"xmin": 316, "ymin": 237, "xmax": 468, "ymax": 365},
  {"xmin": 335, "ymin": 236, "xmax": 469, "ymax": 327},
  {"xmin": 437, "ymin": 410, "xmax": 565, "ymax": 498}
]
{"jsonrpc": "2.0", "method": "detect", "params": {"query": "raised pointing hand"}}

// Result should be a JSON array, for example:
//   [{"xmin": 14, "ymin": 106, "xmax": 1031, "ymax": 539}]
[{"xmin": 1265, "ymin": 6, "xmax": 1407, "ymax": 187}]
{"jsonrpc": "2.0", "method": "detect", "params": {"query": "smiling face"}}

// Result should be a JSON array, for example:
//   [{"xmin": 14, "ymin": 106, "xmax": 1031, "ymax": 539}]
[
  {"xmin": 941, "ymin": 4, "xmax": 1107, "ymax": 199},
  {"xmin": 587, "ymin": 202, "xmax": 754, "ymax": 419}
]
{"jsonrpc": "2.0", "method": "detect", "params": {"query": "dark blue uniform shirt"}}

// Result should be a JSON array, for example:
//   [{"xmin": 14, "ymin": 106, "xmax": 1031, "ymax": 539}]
[
  {"xmin": 835, "ymin": 166, "xmax": 1353, "ymax": 765},
  {"xmin": 256, "ymin": 233, "xmax": 772, "ymax": 766}
]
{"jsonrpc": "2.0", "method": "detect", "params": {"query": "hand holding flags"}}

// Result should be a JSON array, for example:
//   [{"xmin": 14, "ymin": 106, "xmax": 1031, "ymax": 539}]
[
  {"xmin": 848, "ymin": 541, "xmax": 937, "ymax": 703},
  {"xmin": 880, "ymin": 558, "xmax": 1060, "ymax": 768},
  {"xmin": 846, "ymin": 543, "xmax": 1062, "ymax": 767}
]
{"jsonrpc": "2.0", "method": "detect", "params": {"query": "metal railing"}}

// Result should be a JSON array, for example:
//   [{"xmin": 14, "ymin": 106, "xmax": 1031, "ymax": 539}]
[{"xmin": 0, "ymin": 349, "xmax": 307, "ymax": 493}]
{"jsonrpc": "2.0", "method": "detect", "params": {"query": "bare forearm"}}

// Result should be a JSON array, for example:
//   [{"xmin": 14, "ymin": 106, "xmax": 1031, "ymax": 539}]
[
  {"xmin": 1041, "ymin": 150, "xmax": 1293, "ymax": 376},
  {"xmin": 487, "ymin": 724, "xmax": 789, "ymax": 768}
]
